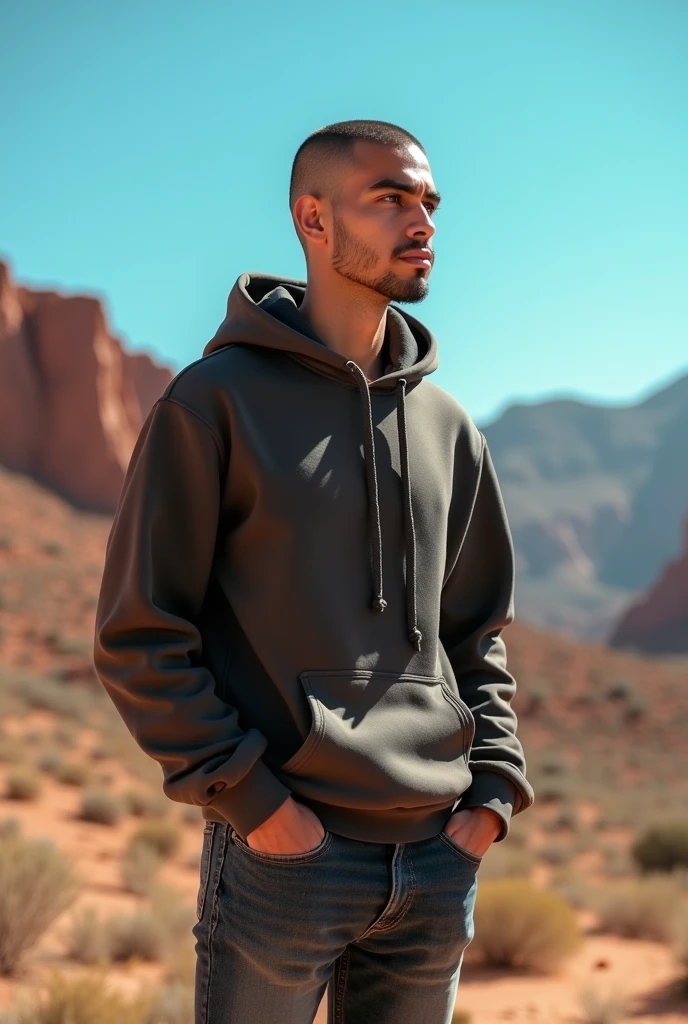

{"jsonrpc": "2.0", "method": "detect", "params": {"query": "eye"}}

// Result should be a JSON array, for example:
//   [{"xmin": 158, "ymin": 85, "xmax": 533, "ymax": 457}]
[{"xmin": 379, "ymin": 194, "xmax": 438, "ymax": 215}]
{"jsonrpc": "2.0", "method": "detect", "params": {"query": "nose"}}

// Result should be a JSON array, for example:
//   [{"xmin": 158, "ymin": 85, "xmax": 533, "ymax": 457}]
[{"xmin": 407, "ymin": 203, "xmax": 436, "ymax": 241}]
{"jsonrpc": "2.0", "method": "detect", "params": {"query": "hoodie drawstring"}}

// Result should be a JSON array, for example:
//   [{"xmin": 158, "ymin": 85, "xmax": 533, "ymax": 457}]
[{"xmin": 346, "ymin": 361, "xmax": 423, "ymax": 654}]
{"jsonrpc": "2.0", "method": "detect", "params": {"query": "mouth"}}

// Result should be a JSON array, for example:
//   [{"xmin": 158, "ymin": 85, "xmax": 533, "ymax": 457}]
[{"xmin": 397, "ymin": 250, "xmax": 433, "ymax": 269}]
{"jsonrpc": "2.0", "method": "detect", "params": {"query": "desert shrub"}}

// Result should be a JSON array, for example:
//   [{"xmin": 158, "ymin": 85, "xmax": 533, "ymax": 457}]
[
  {"xmin": 600, "ymin": 844, "xmax": 634, "ymax": 878},
  {"xmin": 79, "ymin": 788, "xmax": 124, "ymax": 826},
  {"xmin": 606, "ymin": 677, "xmax": 634, "ymax": 701},
  {"xmin": 591, "ymin": 874, "xmax": 685, "ymax": 943},
  {"xmin": 10, "ymin": 968, "xmax": 152, "ymax": 1024},
  {"xmin": 150, "ymin": 884, "xmax": 196, "ymax": 946},
  {"xmin": 35, "ymin": 749, "xmax": 63, "ymax": 775},
  {"xmin": 632, "ymin": 820, "xmax": 688, "ymax": 874},
  {"xmin": 120, "ymin": 842, "xmax": 162, "ymax": 897},
  {"xmin": 11, "ymin": 675, "xmax": 86, "ymax": 720},
  {"xmin": 537, "ymin": 841, "xmax": 572, "ymax": 866},
  {"xmin": 55, "ymin": 761, "xmax": 91, "ymax": 787},
  {"xmin": 535, "ymin": 780, "xmax": 571, "ymax": 803},
  {"xmin": 5, "ymin": 769, "xmax": 42, "ymax": 801},
  {"xmin": 51, "ymin": 724, "xmax": 79, "ymax": 748},
  {"xmin": 0, "ymin": 736, "xmax": 25, "ymax": 764},
  {"xmin": 65, "ymin": 906, "xmax": 112, "ymax": 965},
  {"xmin": 130, "ymin": 820, "xmax": 181, "ymax": 861},
  {"xmin": 88, "ymin": 744, "xmax": 112, "ymax": 762},
  {"xmin": 470, "ymin": 878, "xmax": 583, "ymax": 972},
  {"xmin": 107, "ymin": 885, "xmax": 194, "ymax": 966},
  {"xmin": 122, "ymin": 788, "xmax": 169, "ymax": 819},
  {"xmin": 108, "ymin": 911, "xmax": 165, "ymax": 963},
  {"xmin": 549, "ymin": 805, "xmax": 579, "ymax": 831},
  {"xmin": 0, "ymin": 834, "xmax": 79, "ymax": 974}
]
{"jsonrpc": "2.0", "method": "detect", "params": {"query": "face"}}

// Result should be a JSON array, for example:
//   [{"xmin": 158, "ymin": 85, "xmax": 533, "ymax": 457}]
[{"xmin": 328, "ymin": 140, "xmax": 439, "ymax": 304}]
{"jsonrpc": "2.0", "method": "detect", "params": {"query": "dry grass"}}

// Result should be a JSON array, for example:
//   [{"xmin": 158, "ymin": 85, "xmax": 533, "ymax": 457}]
[
  {"xmin": 120, "ymin": 842, "xmax": 162, "ymax": 897},
  {"xmin": 470, "ymin": 878, "xmax": 583, "ymax": 973},
  {"xmin": 6, "ymin": 968, "xmax": 153, "ymax": 1024},
  {"xmin": 591, "ymin": 873, "xmax": 688, "ymax": 943},
  {"xmin": 4, "ymin": 769, "xmax": 42, "ymax": 801},
  {"xmin": 0, "ymin": 834, "xmax": 79, "ymax": 975},
  {"xmin": 78, "ymin": 788, "xmax": 124, "ymax": 826},
  {"xmin": 129, "ymin": 821, "xmax": 181, "ymax": 861}
]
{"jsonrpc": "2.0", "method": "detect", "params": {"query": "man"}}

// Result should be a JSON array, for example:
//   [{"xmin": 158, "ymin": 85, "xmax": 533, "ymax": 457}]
[{"xmin": 94, "ymin": 119, "xmax": 535, "ymax": 1024}]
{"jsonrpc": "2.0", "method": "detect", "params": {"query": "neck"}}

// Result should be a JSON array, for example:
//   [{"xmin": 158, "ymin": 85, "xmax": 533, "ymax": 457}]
[{"xmin": 298, "ymin": 273, "xmax": 389, "ymax": 382}]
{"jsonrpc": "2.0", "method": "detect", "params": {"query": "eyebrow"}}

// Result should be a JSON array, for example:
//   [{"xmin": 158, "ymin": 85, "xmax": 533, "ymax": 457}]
[{"xmin": 366, "ymin": 178, "xmax": 442, "ymax": 208}]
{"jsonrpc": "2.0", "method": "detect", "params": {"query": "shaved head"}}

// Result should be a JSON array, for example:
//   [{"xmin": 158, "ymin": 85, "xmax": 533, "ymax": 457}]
[{"xmin": 289, "ymin": 120, "xmax": 426, "ymax": 242}]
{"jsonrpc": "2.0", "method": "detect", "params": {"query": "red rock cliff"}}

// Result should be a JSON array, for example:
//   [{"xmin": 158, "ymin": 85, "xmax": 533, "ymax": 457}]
[
  {"xmin": 609, "ymin": 516, "xmax": 688, "ymax": 654},
  {"xmin": 0, "ymin": 259, "xmax": 173, "ymax": 512}
]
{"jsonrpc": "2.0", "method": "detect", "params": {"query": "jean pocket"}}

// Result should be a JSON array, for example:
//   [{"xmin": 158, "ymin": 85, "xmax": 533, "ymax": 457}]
[
  {"xmin": 229, "ymin": 826, "xmax": 333, "ymax": 864},
  {"xmin": 279, "ymin": 669, "xmax": 474, "ymax": 810},
  {"xmin": 438, "ymin": 830, "xmax": 483, "ymax": 866},
  {"xmin": 196, "ymin": 821, "xmax": 216, "ymax": 920}
]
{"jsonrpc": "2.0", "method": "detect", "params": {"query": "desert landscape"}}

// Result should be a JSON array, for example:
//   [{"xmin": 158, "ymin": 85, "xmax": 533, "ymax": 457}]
[{"xmin": 0, "ymin": 264, "xmax": 687, "ymax": 1023}]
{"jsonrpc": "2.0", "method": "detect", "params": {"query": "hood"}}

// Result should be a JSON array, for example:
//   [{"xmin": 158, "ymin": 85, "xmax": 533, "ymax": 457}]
[
  {"xmin": 203, "ymin": 272, "xmax": 439, "ymax": 387},
  {"xmin": 204, "ymin": 272, "xmax": 441, "ymax": 654}
]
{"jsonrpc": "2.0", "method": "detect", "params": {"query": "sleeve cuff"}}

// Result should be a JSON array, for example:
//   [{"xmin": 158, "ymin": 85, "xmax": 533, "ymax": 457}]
[
  {"xmin": 207, "ymin": 758, "xmax": 293, "ymax": 839},
  {"xmin": 455, "ymin": 771, "xmax": 519, "ymax": 842}
]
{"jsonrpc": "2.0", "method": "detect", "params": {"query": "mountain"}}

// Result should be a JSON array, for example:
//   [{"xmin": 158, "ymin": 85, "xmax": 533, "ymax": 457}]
[
  {"xmin": 479, "ymin": 371, "xmax": 688, "ymax": 643},
  {"xmin": 0, "ymin": 258, "xmax": 172, "ymax": 512},
  {"xmin": 609, "ymin": 514, "xmax": 688, "ymax": 654}
]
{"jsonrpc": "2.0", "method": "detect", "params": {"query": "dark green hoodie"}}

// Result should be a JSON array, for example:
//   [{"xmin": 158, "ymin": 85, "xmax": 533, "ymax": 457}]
[{"xmin": 93, "ymin": 272, "xmax": 535, "ymax": 844}]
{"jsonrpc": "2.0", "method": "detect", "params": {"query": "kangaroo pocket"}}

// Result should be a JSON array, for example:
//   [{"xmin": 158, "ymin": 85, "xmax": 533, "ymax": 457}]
[{"xmin": 277, "ymin": 669, "xmax": 475, "ymax": 810}]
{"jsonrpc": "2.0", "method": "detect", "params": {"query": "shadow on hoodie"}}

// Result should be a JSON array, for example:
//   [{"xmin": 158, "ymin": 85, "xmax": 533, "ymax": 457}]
[{"xmin": 93, "ymin": 272, "xmax": 535, "ymax": 844}]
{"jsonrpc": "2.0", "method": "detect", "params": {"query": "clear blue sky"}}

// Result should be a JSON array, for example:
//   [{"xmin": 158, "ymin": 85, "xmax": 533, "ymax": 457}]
[{"xmin": 1, "ymin": 0, "xmax": 686, "ymax": 426}]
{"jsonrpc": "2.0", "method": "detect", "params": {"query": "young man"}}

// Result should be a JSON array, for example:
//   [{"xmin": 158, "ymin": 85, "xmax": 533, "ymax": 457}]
[{"xmin": 94, "ymin": 119, "xmax": 535, "ymax": 1024}]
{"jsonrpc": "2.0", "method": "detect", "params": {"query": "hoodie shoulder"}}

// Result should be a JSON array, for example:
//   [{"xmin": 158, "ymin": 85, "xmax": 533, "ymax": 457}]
[{"xmin": 419, "ymin": 380, "xmax": 484, "ymax": 462}]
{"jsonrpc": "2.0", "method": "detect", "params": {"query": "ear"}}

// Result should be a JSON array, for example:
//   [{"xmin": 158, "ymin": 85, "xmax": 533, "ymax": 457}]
[{"xmin": 293, "ymin": 194, "xmax": 329, "ymax": 249}]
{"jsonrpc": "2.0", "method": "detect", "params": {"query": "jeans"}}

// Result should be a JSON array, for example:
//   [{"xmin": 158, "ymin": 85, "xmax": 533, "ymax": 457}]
[{"xmin": 193, "ymin": 818, "xmax": 481, "ymax": 1024}]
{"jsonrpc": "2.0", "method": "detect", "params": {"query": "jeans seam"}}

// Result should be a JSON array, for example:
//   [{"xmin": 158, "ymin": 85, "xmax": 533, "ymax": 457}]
[
  {"xmin": 334, "ymin": 945, "xmax": 351, "ymax": 1024},
  {"xmin": 369, "ymin": 846, "xmax": 417, "ymax": 935},
  {"xmin": 201, "ymin": 824, "xmax": 229, "ymax": 1024}
]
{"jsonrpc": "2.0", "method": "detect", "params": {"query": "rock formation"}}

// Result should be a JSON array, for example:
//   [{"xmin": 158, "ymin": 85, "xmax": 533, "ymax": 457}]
[
  {"xmin": 0, "ymin": 259, "xmax": 173, "ymax": 512},
  {"xmin": 609, "ymin": 516, "xmax": 688, "ymax": 654}
]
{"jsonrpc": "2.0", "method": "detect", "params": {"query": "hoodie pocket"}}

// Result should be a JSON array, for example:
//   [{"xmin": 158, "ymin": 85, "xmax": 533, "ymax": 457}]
[{"xmin": 279, "ymin": 670, "xmax": 475, "ymax": 809}]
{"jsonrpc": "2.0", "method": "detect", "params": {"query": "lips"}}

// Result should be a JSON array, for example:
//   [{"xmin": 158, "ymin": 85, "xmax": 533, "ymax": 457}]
[{"xmin": 398, "ymin": 250, "xmax": 433, "ymax": 267}]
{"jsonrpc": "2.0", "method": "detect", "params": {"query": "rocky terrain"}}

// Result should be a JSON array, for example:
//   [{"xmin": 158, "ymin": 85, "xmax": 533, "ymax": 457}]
[{"xmin": 0, "ymin": 259, "xmax": 172, "ymax": 512}]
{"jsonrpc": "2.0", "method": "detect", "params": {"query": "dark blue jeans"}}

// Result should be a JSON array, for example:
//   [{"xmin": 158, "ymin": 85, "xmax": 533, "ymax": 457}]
[{"xmin": 193, "ymin": 819, "xmax": 481, "ymax": 1024}]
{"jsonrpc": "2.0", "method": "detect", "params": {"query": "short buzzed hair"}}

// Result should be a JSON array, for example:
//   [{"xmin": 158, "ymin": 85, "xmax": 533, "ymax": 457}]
[{"xmin": 289, "ymin": 119, "xmax": 426, "ymax": 218}]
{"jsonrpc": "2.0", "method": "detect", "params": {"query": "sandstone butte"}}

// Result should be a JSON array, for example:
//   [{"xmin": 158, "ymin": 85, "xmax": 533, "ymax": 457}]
[
  {"xmin": 0, "ymin": 258, "xmax": 173, "ymax": 513},
  {"xmin": 610, "ymin": 515, "xmax": 688, "ymax": 655}
]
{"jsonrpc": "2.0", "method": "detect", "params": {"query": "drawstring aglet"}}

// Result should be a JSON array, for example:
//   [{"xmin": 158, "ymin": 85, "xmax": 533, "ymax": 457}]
[
  {"xmin": 372, "ymin": 596, "xmax": 387, "ymax": 612},
  {"xmin": 409, "ymin": 627, "xmax": 423, "ymax": 652}
]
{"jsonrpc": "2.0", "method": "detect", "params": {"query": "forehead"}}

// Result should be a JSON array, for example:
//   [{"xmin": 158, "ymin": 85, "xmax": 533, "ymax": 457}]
[{"xmin": 347, "ymin": 139, "xmax": 435, "ymax": 192}]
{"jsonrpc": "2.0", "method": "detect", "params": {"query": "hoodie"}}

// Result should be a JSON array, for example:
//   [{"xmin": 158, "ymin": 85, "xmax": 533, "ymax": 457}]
[{"xmin": 93, "ymin": 272, "xmax": 535, "ymax": 844}]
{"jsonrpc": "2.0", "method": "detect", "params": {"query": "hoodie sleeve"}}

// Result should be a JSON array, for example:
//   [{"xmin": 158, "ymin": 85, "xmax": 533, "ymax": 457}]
[
  {"xmin": 439, "ymin": 431, "xmax": 535, "ymax": 842},
  {"xmin": 93, "ymin": 395, "xmax": 293, "ymax": 838}
]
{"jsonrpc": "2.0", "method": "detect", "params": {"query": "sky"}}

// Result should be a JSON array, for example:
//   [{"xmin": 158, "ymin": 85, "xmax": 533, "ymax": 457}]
[{"xmin": 1, "ymin": 0, "xmax": 686, "ymax": 427}]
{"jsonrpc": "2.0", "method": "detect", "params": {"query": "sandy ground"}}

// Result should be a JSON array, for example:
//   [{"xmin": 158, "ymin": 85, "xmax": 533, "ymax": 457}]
[{"xmin": 0, "ymin": 716, "xmax": 686, "ymax": 1023}]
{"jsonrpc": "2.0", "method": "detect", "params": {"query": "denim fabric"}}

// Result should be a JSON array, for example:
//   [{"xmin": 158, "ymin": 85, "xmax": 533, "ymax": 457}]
[{"xmin": 193, "ymin": 818, "xmax": 481, "ymax": 1023}]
